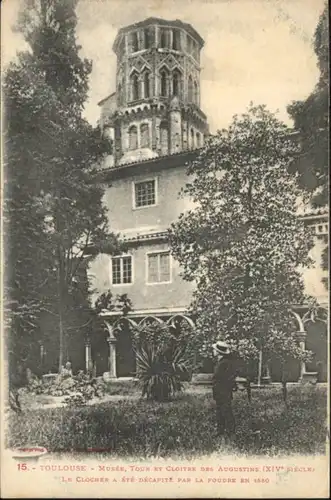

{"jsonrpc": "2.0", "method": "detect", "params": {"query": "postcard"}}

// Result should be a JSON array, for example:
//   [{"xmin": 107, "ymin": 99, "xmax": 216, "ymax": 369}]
[{"xmin": 1, "ymin": 0, "xmax": 329, "ymax": 497}]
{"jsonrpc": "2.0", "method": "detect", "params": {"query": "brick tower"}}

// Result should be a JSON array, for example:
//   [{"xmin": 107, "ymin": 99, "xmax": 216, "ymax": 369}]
[{"xmin": 99, "ymin": 18, "xmax": 209, "ymax": 166}]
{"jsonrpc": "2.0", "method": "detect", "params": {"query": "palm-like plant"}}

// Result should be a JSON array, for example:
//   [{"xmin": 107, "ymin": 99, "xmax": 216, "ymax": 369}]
[{"xmin": 135, "ymin": 344, "xmax": 191, "ymax": 402}]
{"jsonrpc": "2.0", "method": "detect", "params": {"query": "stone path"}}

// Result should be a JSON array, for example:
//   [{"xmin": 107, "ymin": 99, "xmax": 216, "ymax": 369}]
[
  {"xmin": 19, "ymin": 393, "xmax": 141, "ymax": 410},
  {"xmin": 18, "ymin": 384, "xmax": 209, "ymax": 411}
]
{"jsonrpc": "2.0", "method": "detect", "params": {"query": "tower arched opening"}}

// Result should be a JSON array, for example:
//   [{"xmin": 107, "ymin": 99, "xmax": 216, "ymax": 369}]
[
  {"xmin": 128, "ymin": 125, "xmax": 138, "ymax": 150},
  {"xmin": 143, "ymin": 71, "xmax": 150, "ymax": 98},
  {"xmin": 172, "ymin": 69, "xmax": 182, "ymax": 97},
  {"xmin": 159, "ymin": 120, "xmax": 169, "ymax": 155},
  {"xmin": 131, "ymin": 72, "xmax": 140, "ymax": 101},
  {"xmin": 160, "ymin": 68, "xmax": 169, "ymax": 97},
  {"xmin": 140, "ymin": 123, "xmax": 150, "ymax": 148}
]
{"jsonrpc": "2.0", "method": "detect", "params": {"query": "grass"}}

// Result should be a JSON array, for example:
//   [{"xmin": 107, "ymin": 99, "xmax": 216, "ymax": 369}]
[
  {"xmin": 102, "ymin": 379, "xmax": 139, "ymax": 396},
  {"xmin": 6, "ymin": 385, "xmax": 328, "ymax": 458}
]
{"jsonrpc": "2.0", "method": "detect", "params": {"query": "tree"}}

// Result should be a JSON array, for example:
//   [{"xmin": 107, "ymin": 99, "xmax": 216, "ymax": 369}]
[
  {"xmin": 287, "ymin": 3, "xmax": 328, "ymax": 206},
  {"xmin": 3, "ymin": 53, "xmax": 59, "ymax": 376},
  {"xmin": 3, "ymin": 0, "xmax": 120, "ymax": 374},
  {"xmin": 287, "ymin": 3, "xmax": 328, "ymax": 286},
  {"xmin": 169, "ymin": 104, "xmax": 314, "ymax": 382}
]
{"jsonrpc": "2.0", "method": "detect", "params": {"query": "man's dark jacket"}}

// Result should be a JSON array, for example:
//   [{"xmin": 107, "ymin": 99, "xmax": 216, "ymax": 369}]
[{"xmin": 212, "ymin": 355, "xmax": 238, "ymax": 402}]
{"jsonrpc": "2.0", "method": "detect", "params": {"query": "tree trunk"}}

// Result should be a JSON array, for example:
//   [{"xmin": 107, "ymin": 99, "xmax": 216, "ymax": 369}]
[
  {"xmin": 281, "ymin": 362, "xmax": 289, "ymax": 407},
  {"xmin": 257, "ymin": 349, "xmax": 263, "ymax": 387},
  {"xmin": 246, "ymin": 378, "xmax": 252, "ymax": 403},
  {"xmin": 282, "ymin": 380, "xmax": 288, "ymax": 406},
  {"xmin": 58, "ymin": 265, "xmax": 64, "ymax": 372},
  {"xmin": 57, "ymin": 241, "xmax": 66, "ymax": 372}
]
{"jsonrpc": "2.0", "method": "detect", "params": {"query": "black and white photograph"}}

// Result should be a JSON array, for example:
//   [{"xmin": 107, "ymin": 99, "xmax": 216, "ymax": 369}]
[{"xmin": 1, "ymin": 0, "xmax": 329, "ymax": 497}]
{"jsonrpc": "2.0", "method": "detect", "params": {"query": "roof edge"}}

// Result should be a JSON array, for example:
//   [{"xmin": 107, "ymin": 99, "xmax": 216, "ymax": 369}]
[
  {"xmin": 113, "ymin": 17, "xmax": 204, "ymax": 52},
  {"xmin": 98, "ymin": 92, "xmax": 116, "ymax": 107}
]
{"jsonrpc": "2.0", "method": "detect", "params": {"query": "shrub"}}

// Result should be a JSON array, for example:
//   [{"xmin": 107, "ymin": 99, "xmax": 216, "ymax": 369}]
[
  {"xmin": 21, "ymin": 369, "xmax": 107, "ymax": 406},
  {"xmin": 131, "ymin": 321, "xmax": 194, "ymax": 401},
  {"xmin": 64, "ymin": 393, "xmax": 87, "ymax": 408},
  {"xmin": 135, "ymin": 344, "xmax": 189, "ymax": 401}
]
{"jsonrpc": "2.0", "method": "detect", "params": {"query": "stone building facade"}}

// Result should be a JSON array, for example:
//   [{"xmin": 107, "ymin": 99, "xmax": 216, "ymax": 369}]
[{"xmin": 88, "ymin": 17, "xmax": 328, "ymax": 382}]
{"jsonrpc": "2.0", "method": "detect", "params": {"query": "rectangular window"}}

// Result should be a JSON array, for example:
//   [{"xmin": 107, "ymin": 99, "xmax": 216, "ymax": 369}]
[
  {"xmin": 147, "ymin": 252, "xmax": 171, "ymax": 283},
  {"xmin": 112, "ymin": 256, "xmax": 132, "ymax": 285},
  {"xmin": 134, "ymin": 179, "xmax": 156, "ymax": 208}
]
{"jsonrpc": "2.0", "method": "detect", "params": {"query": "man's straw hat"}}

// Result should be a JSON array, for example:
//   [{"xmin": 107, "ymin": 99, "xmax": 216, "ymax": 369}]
[{"xmin": 212, "ymin": 341, "xmax": 231, "ymax": 356}]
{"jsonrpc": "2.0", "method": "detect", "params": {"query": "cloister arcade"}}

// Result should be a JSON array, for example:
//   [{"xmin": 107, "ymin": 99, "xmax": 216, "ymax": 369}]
[{"xmin": 85, "ymin": 306, "xmax": 328, "ymax": 383}]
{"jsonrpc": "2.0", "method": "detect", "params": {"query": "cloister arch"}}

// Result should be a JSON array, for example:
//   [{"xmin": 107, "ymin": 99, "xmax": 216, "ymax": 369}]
[
  {"xmin": 138, "ymin": 315, "xmax": 164, "ymax": 327},
  {"xmin": 166, "ymin": 314, "xmax": 195, "ymax": 329},
  {"xmin": 105, "ymin": 317, "xmax": 137, "ymax": 377},
  {"xmin": 97, "ymin": 304, "xmax": 327, "ymax": 382}
]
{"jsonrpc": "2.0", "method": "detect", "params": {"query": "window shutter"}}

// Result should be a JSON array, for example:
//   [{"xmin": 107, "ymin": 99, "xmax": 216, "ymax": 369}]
[
  {"xmin": 159, "ymin": 253, "xmax": 170, "ymax": 282},
  {"xmin": 148, "ymin": 254, "xmax": 159, "ymax": 283}
]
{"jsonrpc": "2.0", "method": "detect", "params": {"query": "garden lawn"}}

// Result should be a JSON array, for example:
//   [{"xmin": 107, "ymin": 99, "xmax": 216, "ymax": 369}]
[
  {"xmin": 102, "ymin": 379, "xmax": 139, "ymax": 396},
  {"xmin": 6, "ymin": 385, "xmax": 327, "ymax": 458}
]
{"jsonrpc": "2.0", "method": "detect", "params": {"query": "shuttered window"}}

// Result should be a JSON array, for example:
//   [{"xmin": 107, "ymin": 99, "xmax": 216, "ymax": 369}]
[{"xmin": 147, "ymin": 252, "xmax": 171, "ymax": 283}]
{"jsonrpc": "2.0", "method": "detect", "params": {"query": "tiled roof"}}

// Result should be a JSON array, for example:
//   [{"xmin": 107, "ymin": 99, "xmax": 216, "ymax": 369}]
[
  {"xmin": 97, "ymin": 92, "xmax": 116, "ymax": 106},
  {"xmin": 102, "ymin": 148, "xmax": 202, "ymax": 173},
  {"xmin": 301, "ymin": 207, "xmax": 329, "ymax": 218},
  {"xmin": 122, "ymin": 230, "xmax": 168, "ymax": 242}
]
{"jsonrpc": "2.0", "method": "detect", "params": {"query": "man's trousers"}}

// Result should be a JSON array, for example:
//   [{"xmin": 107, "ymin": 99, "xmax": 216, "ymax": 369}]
[{"xmin": 215, "ymin": 399, "xmax": 235, "ymax": 436}]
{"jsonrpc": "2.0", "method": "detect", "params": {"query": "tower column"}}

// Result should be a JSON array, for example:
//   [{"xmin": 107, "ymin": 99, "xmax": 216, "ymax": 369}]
[
  {"xmin": 139, "ymin": 75, "xmax": 144, "ymax": 101},
  {"xmin": 169, "ymin": 97, "xmax": 182, "ymax": 154}
]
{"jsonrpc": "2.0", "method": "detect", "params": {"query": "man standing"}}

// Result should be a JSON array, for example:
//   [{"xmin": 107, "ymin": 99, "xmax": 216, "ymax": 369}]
[{"xmin": 212, "ymin": 341, "xmax": 238, "ymax": 438}]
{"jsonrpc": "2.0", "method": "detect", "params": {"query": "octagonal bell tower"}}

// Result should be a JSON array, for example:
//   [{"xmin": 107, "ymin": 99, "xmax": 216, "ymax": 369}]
[{"xmin": 99, "ymin": 17, "xmax": 209, "ymax": 166}]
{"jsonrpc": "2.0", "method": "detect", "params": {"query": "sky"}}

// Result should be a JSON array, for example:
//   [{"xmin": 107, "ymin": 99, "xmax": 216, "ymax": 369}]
[{"xmin": 1, "ymin": 0, "xmax": 325, "ymax": 133}]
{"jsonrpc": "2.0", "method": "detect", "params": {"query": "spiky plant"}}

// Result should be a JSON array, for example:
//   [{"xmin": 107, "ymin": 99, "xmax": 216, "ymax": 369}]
[{"xmin": 135, "ymin": 344, "xmax": 190, "ymax": 402}]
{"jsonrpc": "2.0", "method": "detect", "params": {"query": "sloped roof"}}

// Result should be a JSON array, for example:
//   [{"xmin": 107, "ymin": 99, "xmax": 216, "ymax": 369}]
[{"xmin": 97, "ymin": 92, "xmax": 116, "ymax": 107}]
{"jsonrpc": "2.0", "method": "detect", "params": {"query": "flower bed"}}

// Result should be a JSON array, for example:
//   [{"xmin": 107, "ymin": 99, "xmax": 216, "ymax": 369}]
[{"xmin": 22, "ymin": 370, "xmax": 107, "ymax": 404}]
